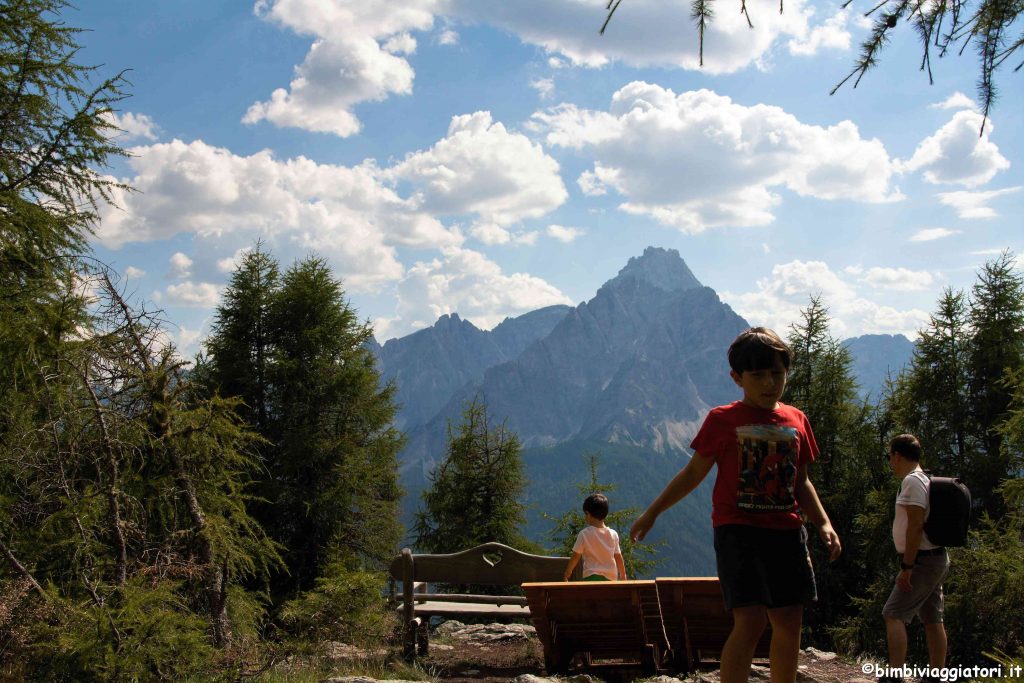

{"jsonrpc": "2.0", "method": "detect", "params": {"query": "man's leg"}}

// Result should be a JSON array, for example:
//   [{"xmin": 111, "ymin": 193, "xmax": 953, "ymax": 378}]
[
  {"xmin": 720, "ymin": 605, "xmax": 768, "ymax": 683},
  {"xmin": 923, "ymin": 622, "xmax": 947, "ymax": 669},
  {"xmin": 767, "ymin": 604, "xmax": 803, "ymax": 683},
  {"xmin": 885, "ymin": 616, "xmax": 908, "ymax": 666}
]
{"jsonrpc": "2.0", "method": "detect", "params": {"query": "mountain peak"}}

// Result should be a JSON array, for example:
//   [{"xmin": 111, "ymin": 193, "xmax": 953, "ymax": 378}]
[{"xmin": 610, "ymin": 247, "xmax": 702, "ymax": 292}]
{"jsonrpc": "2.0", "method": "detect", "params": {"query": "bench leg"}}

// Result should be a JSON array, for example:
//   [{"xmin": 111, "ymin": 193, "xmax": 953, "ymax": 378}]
[
  {"xmin": 641, "ymin": 643, "xmax": 657, "ymax": 676},
  {"xmin": 403, "ymin": 616, "xmax": 422, "ymax": 661},
  {"xmin": 543, "ymin": 640, "xmax": 572, "ymax": 675},
  {"xmin": 416, "ymin": 619, "xmax": 429, "ymax": 657}
]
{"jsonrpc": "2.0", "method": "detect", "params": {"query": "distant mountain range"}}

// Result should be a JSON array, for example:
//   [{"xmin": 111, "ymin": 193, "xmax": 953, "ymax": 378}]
[{"xmin": 374, "ymin": 247, "xmax": 916, "ymax": 575}]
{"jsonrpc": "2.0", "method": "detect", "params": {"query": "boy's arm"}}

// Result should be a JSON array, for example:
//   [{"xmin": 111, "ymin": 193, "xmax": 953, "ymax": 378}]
[
  {"xmin": 630, "ymin": 451, "xmax": 715, "ymax": 542},
  {"xmin": 794, "ymin": 464, "xmax": 842, "ymax": 561},
  {"xmin": 563, "ymin": 552, "xmax": 582, "ymax": 581},
  {"xmin": 614, "ymin": 552, "xmax": 627, "ymax": 581}
]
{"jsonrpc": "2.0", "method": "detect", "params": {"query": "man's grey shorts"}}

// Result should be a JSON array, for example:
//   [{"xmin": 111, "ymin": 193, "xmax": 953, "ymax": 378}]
[{"xmin": 882, "ymin": 551, "xmax": 950, "ymax": 624}]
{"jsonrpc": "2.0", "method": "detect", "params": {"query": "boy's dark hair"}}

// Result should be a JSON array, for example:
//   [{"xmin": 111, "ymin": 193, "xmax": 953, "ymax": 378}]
[
  {"xmin": 890, "ymin": 434, "xmax": 923, "ymax": 462},
  {"xmin": 727, "ymin": 327, "xmax": 793, "ymax": 374},
  {"xmin": 583, "ymin": 493, "xmax": 609, "ymax": 521}
]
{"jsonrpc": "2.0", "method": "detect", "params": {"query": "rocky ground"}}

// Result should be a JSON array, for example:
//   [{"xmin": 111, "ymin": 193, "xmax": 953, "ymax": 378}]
[{"xmin": 321, "ymin": 621, "xmax": 877, "ymax": 683}]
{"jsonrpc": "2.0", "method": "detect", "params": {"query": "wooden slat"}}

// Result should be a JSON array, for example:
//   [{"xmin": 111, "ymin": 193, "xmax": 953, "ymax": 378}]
[{"xmin": 401, "ymin": 600, "xmax": 531, "ymax": 617}]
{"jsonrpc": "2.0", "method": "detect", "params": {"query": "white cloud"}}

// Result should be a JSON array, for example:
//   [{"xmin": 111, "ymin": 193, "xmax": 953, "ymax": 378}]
[
  {"xmin": 245, "ymin": 0, "xmax": 438, "ymax": 137},
  {"xmin": 547, "ymin": 224, "xmax": 585, "ymax": 243},
  {"xmin": 530, "ymin": 77, "xmax": 555, "ymax": 99},
  {"xmin": 169, "ymin": 252, "xmax": 193, "ymax": 279},
  {"xmin": 787, "ymin": 8, "xmax": 851, "ymax": 56},
  {"xmin": 723, "ymin": 260, "xmax": 931, "ymax": 338},
  {"xmin": 860, "ymin": 267, "xmax": 936, "ymax": 291},
  {"xmin": 171, "ymin": 325, "xmax": 204, "ymax": 356},
  {"xmin": 96, "ymin": 138, "xmax": 462, "ymax": 289},
  {"xmin": 383, "ymin": 32, "xmax": 417, "ymax": 54},
  {"xmin": 930, "ymin": 92, "xmax": 976, "ymax": 111},
  {"xmin": 909, "ymin": 227, "xmax": 960, "ymax": 242},
  {"xmin": 450, "ymin": 0, "xmax": 829, "ymax": 74},
  {"xmin": 936, "ymin": 186, "xmax": 1021, "ymax": 219},
  {"xmin": 393, "ymin": 246, "xmax": 572, "ymax": 336},
  {"xmin": 900, "ymin": 110, "xmax": 1010, "ymax": 187},
  {"xmin": 103, "ymin": 111, "xmax": 159, "ymax": 141},
  {"xmin": 533, "ymin": 82, "xmax": 900, "ymax": 233},
  {"xmin": 164, "ymin": 281, "xmax": 221, "ymax": 308},
  {"xmin": 124, "ymin": 266, "xmax": 146, "ymax": 278},
  {"xmin": 388, "ymin": 111, "xmax": 567, "ymax": 227},
  {"xmin": 217, "ymin": 247, "xmax": 253, "ymax": 273},
  {"xmin": 248, "ymin": 0, "xmax": 857, "ymax": 137},
  {"xmin": 470, "ymin": 224, "xmax": 538, "ymax": 245}
]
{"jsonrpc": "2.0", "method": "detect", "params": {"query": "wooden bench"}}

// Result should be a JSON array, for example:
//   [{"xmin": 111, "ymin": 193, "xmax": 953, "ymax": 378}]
[
  {"xmin": 523, "ymin": 580, "xmax": 671, "ymax": 675},
  {"xmin": 388, "ymin": 542, "xmax": 575, "ymax": 659},
  {"xmin": 655, "ymin": 577, "xmax": 771, "ymax": 673}
]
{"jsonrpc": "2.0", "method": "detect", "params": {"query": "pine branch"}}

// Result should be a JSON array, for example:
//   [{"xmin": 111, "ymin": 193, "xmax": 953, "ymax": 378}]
[{"xmin": 692, "ymin": 0, "xmax": 715, "ymax": 66}]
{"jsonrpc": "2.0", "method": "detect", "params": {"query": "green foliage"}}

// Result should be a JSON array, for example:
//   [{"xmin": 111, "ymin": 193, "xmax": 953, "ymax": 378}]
[
  {"xmin": 414, "ymin": 396, "xmax": 533, "ymax": 554},
  {"xmin": 966, "ymin": 251, "xmax": 1024, "ymax": 516},
  {"xmin": 546, "ymin": 453, "xmax": 661, "ymax": 578},
  {"xmin": 943, "ymin": 481, "xmax": 1024, "ymax": 663},
  {"xmin": 277, "ymin": 563, "xmax": 397, "ymax": 647},
  {"xmin": 200, "ymin": 248, "xmax": 404, "ymax": 601},
  {"xmin": 31, "ymin": 579, "xmax": 214, "ymax": 682}
]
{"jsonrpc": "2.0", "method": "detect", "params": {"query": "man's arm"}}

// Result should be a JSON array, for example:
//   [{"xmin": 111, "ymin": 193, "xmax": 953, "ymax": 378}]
[
  {"xmin": 630, "ymin": 451, "xmax": 715, "ymax": 542},
  {"xmin": 794, "ymin": 464, "xmax": 842, "ymax": 561},
  {"xmin": 614, "ymin": 552, "xmax": 627, "ymax": 581},
  {"xmin": 897, "ymin": 504, "xmax": 926, "ymax": 592},
  {"xmin": 563, "ymin": 551, "xmax": 582, "ymax": 581}
]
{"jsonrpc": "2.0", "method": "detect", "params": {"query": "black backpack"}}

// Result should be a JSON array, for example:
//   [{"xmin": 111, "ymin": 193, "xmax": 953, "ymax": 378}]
[{"xmin": 923, "ymin": 472, "xmax": 972, "ymax": 547}]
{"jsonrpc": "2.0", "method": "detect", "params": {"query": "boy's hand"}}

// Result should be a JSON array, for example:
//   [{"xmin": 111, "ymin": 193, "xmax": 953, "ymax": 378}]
[
  {"xmin": 629, "ymin": 511, "xmax": 657, "ymax": 543},
  {"xmin": 819, "ymin": 524, "xmax": 842, "ymax": 561}
]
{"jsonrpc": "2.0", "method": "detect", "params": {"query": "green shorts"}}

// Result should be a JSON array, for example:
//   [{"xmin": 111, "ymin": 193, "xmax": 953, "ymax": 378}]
[{"xmin": 582, "ymin": 574, "xmax": 611, "ymax": 581}]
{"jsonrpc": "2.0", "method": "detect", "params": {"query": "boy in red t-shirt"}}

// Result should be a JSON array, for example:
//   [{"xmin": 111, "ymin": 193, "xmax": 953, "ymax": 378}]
[{"xmin": 630, "ymin": 327, "xmax": 841, "ymax": 683}]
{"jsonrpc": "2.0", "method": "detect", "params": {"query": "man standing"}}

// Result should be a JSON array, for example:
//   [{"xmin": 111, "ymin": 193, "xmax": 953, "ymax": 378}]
[{"xmin": 882, "ymin": 434, "xmax": 949, "ymax": 681}]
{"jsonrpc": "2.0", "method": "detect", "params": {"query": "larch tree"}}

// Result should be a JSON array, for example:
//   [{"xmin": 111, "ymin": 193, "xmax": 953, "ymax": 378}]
[
  {"xmin": 200, "ymin": 250, "xmax": 404, "ymax": 601},
  {"xmin": 414, "ymin": 396, "xmax": 532, "ymax": 554},
  {"xmin": 966, "ymin": 250, "xmax": 1024, "ymax": 516}
]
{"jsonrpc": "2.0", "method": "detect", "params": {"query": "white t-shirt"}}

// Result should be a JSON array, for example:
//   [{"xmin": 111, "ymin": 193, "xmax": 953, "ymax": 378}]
[
  {"xmin": 573, "ymin": 525, "xmax": 622, "ymax": 580},
  {"xmin": 892, "ymin": 467, "xmax": 938, "ymax": 553}
]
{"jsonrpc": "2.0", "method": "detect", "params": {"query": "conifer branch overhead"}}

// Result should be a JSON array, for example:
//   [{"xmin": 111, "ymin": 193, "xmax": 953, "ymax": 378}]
[{"xmin": 598, "ymin": 0, "xmax": 1021, "ymax": 127}]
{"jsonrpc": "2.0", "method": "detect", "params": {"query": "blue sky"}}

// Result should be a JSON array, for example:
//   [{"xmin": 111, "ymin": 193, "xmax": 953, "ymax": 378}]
[{"xmin": 75, "ymin": 0, "xmax": 1022, "ymax": 354}]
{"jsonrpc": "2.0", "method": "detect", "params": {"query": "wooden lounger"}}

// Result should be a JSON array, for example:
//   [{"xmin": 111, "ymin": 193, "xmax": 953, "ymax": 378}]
[
  {"xmin": 655, "ymin": 577, "xmax": 771, "ymax": 673},
  {"xmin": 522, "ymin": 580, "xmax": 671, "ymax": 675}
]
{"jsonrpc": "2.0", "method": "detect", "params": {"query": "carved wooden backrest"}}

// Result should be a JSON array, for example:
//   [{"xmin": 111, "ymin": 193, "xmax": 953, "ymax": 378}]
[{"xmin": 389, "ymin": 542, "xmax": 571, "ymax": 586}]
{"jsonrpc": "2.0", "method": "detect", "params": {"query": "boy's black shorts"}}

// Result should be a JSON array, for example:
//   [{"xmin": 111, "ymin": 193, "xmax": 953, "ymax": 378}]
[{"xmin": 714, "ymin": 524, "xmax": 817, "ymax": 610}]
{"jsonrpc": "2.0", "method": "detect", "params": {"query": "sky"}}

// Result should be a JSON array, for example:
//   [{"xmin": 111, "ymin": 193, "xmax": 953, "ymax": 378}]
[{"xmin": 73, "ymin": 0, "xmax": 1022, "ymax": 355}]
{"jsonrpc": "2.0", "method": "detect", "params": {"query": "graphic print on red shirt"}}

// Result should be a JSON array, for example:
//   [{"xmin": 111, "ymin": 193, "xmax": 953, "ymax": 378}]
[{"xmin": 735, "ymin": 425, "xmax": 799, "ymax": 512}]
